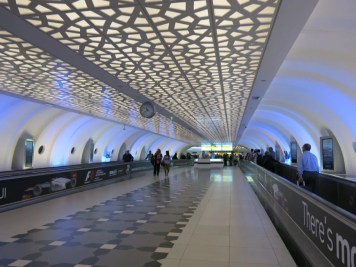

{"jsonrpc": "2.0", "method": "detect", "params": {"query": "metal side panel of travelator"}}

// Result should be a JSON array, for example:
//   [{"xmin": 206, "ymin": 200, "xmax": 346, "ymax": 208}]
[
  {"xmin": 0, "ymin": 161, "xmax": 153, "ymax": 212},
  {"xmin": 239, "ymin": 161, "xmax": 356, "ymax": 267}
]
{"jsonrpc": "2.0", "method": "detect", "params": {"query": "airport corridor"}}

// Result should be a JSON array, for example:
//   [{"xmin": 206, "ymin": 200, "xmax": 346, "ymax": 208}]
[{"xmin": 0, "ymin": 167, "xmax": 296, "ymax": 267}]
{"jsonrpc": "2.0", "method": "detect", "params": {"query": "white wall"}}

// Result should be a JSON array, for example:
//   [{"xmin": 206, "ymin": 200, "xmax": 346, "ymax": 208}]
[
  {"xmin": 240, "ymin": 0, "xmax": 356, "ymax": 176},
  {"xmin": 0, "ymin": 93, "xmax": 191, "ymax": 171}
]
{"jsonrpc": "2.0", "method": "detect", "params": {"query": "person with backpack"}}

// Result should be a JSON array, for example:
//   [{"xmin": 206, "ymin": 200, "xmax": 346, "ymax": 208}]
[{"xmin": 162, "ymin": 150, "xmax": 172, "ymax": 177}]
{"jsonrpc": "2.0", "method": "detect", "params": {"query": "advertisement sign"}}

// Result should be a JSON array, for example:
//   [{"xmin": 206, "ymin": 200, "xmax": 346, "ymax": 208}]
[
  {"xmin": 25, "ymin": 139, "xmax": 34, "ymax": 167},
  {"xmin": 246, "ymin": 164, "xmax": 356, "ymax": 267},
  {"xmin": 0, "ymin": 163, "xmax": 140, "ymax": 207},
  {"xmin": 201, "ymin": 143, "xmax": 232, "ymax": 151},
  {"xmin": 201, "ymin": 144, "xmax": 211, "ymax": 151},
  {"xmin": 322, "ymin": 138, "xmax": 334, "ymax": 170},
  {"xmin": 221, "ymin": 144, "xmax": 232, "ymax": 151},
  {"xmin": 211, "ymin": 144, "xmax": 222, "ymax": 151},
  {"xmin": 291, "ymin": 142, "xmax": 297, "ymax": 163}
]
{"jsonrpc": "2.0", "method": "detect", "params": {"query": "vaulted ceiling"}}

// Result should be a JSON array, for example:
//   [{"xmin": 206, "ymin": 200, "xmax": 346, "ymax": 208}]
[{"xmin": 0, "ymin": 0, "xmax": 315, "ymax": 144}]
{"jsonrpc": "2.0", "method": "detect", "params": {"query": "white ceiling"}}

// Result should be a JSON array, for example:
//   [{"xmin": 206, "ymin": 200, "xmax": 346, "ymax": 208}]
[{"xmin": 0, "ymin": 0, "xmax": 316, "ymax": 144}]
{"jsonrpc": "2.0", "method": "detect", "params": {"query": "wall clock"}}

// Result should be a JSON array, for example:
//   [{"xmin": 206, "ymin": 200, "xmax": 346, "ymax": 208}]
[{"xmin": 139, "ymin": 101, "xmax": 155, "ymax": 118}]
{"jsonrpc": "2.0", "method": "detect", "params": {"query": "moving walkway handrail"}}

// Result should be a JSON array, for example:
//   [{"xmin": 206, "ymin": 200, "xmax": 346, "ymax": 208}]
[
  {"xmin": 0, "ymin": 161, "xmax": 145, "ymax": 180},
  {"xmin": 240, "ymin": 161, "xmax": 355, "ymax": 267},
  {"xmin": 272, "ymin": 162, "xmax": 356, "ymax": 214}
]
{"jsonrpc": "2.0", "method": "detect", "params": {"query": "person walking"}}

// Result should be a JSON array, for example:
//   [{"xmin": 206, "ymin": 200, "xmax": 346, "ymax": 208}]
[
  {"xmin": 145, "ymin": 150, "xmax": 153, "ymax": 161},
  {"xmin": 123, "ymin": 150, "xmax": 133, "ymax": 162},
  {"xmin": 162, "ymin": 151, "xmax": 171, "ymax": 177},
  {"xmin": 153, "ymin": 149, "xmax": 162, "ymax": 176},
  {"xmin": 297, "ymin": 143, "xmax": 319, "ymax": 192},
  {"xmin": 122, "ymin": 150, "xmax": 133, "ymax": 174}
]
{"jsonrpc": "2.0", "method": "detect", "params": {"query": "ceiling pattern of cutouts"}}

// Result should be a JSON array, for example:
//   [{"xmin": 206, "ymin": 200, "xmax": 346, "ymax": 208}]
[
  {"xmin": 0, "ymin": 28, "xmax": 198, "ymax": 142},
  {"xmin": 0, "ymin": 0, "xmax": 280, "ymax": 143}
]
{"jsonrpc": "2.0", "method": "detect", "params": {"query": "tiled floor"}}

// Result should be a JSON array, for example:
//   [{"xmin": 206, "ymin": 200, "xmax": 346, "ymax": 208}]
[{"xmin": 0, "ymin": 166, "xmax": 296, "ymax": 267}]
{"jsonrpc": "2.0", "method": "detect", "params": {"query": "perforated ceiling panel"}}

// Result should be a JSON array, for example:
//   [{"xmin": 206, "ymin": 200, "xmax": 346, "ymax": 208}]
[{"xmin": 0, "ymin": 0, "xmax": 280, "ymax": 143}]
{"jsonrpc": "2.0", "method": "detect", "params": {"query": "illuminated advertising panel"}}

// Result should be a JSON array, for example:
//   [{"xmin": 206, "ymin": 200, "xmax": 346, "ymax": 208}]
[
  {"xmin": 201, "ymin": 143, "xmax": 232, "ymax": 151},
  {"xmin": 321, "ymin": 137, "xmax": 334, "ymax": 170},
  {"xmin": 201, "ymin": 144, "xmax": 211, "ymax": 151},
  {"xmin": 221, "ymin": 144, "xmax": 232, "ymax": 151},
  {"xmin": 211, "ymin": 144, "xmax": 221, "ymax": 151}
]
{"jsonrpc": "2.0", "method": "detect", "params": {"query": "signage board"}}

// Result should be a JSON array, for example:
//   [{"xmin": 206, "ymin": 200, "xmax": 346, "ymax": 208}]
[{"xmin": 322, "ymin": 138, "xmax": 334, "ymax": 170}]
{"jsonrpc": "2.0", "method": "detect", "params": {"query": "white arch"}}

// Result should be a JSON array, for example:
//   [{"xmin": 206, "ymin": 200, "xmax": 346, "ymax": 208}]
[
  {"xmin": 164, "ymin": 141, "xmax": 188, "ymax": 157},
  {"xmin": 238, "ymin": 0, "xmax": 356, "ymax": 176},
  {"xmin": 0, "ymin": 94, "xmax": 64, "ymax": 170},
  {"xmin": 120, "ymin": 130, "xmax": 146, "ymax": 160},
  {"xmin": 34, "ymin": 112, "xmax": 82, "ymax": 167},
  {"xmin": 93, "ymin": 124, "xmax": 138, "ymax": 162},
  {"xmin": 60, "ymin": 117, "xmax": 127, "ymax": 165},
  {"xmin": 130, "ymin": 133, "xmax": 156, "ymax": 161},
  {"xmin": 0, "ymin": 93, "xmax": 192, "ymax": 170}
]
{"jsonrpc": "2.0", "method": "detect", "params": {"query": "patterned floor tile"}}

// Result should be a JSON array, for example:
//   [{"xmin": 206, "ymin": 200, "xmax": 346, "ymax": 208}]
[
  {"xmin": 100, "ymin": 244, "xmax": 117, "ymax": 250},
  {"xmin": 77, "ymin": 228, "xmax": 91, "ymax": 232},
  {"xmin": 167, "ymin": 232, "xmax": 181, "ymax": 237},
  {"xmin": 35, "ymin": 246, "xmax": 97, "ymax": 265},
  {"xmin": 155, "ymin": 247, "xmax": 171, "ymax": 253},
  {"xmin": 1, "ymin": 175, "xmax": 211, "ymax": 267},
  {"xmin": 49, "ymin": 241, "xmax": 66, "ymax": 246},
  {"xmin": 95, "ymin": 249, "xmax": 153, "ymax": 266},
  {"xmin": 8, "ymin": 259, "xmax": 32, "ymax": 267},
  {"xmin": 0, "ymin": 243, "xmax": 44, "ymax": 260}
]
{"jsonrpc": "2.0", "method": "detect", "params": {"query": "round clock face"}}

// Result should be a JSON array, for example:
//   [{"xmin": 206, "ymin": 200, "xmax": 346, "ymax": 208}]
[{"xmin": 140, "ymin": 101, "xmax": 155, "ymax": 118}]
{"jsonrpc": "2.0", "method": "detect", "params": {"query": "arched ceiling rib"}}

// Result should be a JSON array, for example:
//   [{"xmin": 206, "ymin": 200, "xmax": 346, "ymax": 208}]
[
  {"xmin": 241, "ymin": 0, "xmax": 356, "ymax": 175},
  {"xmin": 0, "ymin": 0, "xmax": 316, "ymax": 144}
]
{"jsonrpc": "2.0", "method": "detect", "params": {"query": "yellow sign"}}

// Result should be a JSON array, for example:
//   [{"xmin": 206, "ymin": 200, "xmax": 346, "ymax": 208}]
[{"xmin": 201, "ymin": 143, "xmax": 232, "ymax": 151}]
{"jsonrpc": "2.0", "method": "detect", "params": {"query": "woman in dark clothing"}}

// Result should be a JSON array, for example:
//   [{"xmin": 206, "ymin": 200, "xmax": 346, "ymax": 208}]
[{"xmin": 153, "ymin": 149, "xmax": 162, "ymax": 176}]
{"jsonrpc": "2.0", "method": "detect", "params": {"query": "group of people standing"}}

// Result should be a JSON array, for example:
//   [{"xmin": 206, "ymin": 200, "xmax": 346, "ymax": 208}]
[
  {"xmin": 246, "ymin": 144, "xmax": 320, "ymax": 193},
  {"xmin": 124, "ymin": 143, "xmax": 319, "ymax": 193},
  {"xmin": 146, "ymin": 149, "xmax": 172, "ymax": 177},
  {"xmin": 123, "ymin": 149, "xmax": 173, "ymax": 177},
  {"xmin": 245, "ymin": 147, "xmax": 278, "ymax": 172}
]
